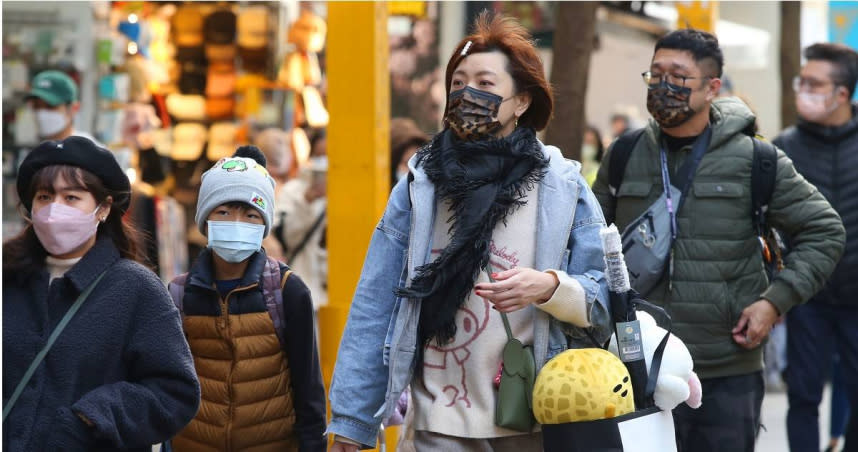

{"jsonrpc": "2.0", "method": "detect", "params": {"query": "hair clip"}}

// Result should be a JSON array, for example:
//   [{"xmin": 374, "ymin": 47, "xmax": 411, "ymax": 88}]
[{"xmin": 461, "ymin": 41, "xmax": 473, "ymax": 56}]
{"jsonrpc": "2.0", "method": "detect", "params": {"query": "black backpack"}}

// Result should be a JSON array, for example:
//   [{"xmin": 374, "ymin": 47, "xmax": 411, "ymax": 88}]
[{"xmin": 607, "ymin": 128, "xmax": 783, "ymax": 277}]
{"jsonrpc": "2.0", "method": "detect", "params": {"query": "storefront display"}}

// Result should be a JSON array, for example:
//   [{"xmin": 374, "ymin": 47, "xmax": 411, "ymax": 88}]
[{"xmin": 1, "ymin": 0, "xmax": 323, "ymax": 280}]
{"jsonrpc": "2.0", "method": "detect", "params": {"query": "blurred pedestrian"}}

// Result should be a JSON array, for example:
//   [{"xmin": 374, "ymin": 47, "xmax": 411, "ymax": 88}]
[
  {"xmin": 390, "ymin": 117, "xmax": 429, "ymax": 187},
  {"xmin": 25, "ymin": 70, "xmax": 101, "ymax": 145},
  {"xmin": 774, "ymin": 42, "xmax": 858, "ymax": 452},
  {"xmin": 254, "ymin": 127, "xmax": 297, "ymax": 261},
  {"xmin": 3, "ymin": 136, "xmax": 200, "ymax": 451},
  {"xmin": 581, "ymin": 124, "xmax": 605, "ymax": 186},
  {"xmin": 274, "ymin": 129, "xmax": 328, "ymax": 311},
  {"xmin": 610, "ymin": 112, "xmax": 631, "ymax": 141}
]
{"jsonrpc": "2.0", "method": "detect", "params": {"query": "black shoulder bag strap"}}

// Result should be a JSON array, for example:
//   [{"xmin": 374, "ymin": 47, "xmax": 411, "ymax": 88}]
[
  {"xmin": 751, "ymin": 137, "xmax": 778, "ymax": 235},
  {"xmin": 286, "ymin": 207, "xmax": 327, "ymax": 265},
  {"xmin": 3, "ymin": 270, "xmax": 108, "ymax": 422},
  {"xmin": 659, "ymin": 126, "xmax": 712, "ymax": 288},
  {"xmin": 670, "ymin": 126, "xmax": 714, "ymax": 211},
  {"xmin": 630, "ymin": 297, "xmax": 674, "ymax": 405}
]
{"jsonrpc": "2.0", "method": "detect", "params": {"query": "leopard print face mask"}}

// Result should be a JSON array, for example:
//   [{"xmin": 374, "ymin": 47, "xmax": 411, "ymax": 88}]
[
  {"xmin": 646, "ymin": 83, "xmax": 696, "ymax": 129},
  {"xmin": 445, "ymin": 86, "xmax": 506, "ymax": 141}
]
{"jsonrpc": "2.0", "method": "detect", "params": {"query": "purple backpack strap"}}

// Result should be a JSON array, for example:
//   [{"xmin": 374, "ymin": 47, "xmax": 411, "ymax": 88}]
[
  {"xmin": 262, "ymin": 257, "xmax": 290, "ymax": 347},
  {"xmin": 168, "ymin": 274, "xmax": 189, "ymax": 315}
]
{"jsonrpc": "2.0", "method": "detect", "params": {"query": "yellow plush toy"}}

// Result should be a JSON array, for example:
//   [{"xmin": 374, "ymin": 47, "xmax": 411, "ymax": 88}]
[{"xmin": 533, "ymin": 348, "xmax": 635, "ymax": 424}]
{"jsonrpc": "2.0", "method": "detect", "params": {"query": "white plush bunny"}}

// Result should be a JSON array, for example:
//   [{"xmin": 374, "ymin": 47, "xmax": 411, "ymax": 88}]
[{"xmin": 609, "ymin": 311, "xmax": 702, "ymax": 411}]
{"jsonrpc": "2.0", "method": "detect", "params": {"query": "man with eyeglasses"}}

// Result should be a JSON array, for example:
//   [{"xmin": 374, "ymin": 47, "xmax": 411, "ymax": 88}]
[
  {"xmin": 592, "ymin": 29, "xmax": 845, "ymax": 452},
  {"xmin": 773, "ymin": 43, "xmax": 858, "ymax": 452}
]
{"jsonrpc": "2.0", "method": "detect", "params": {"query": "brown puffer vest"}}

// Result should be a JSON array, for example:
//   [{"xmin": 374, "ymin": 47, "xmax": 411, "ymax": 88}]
[{"xmin": 169, "ymin": 254, "xmax": 298, "ymax": 451}]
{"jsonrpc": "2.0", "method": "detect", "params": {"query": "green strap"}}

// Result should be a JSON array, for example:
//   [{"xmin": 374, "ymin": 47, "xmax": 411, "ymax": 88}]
[
  {"xmin": 499, "ymin": 311, "xmax": 514, "ymax": 341},
  {"xmin": 3, "ymin": 271, "xmax": 107, "ymax": 422},
  {"xmin": 486, "ymin": 265, "xmax": 516, "ymax": 341}
]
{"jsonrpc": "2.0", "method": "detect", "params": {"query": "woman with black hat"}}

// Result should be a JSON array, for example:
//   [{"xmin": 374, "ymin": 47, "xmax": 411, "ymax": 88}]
[{"xmin": 3, "ymin": 136, "xmax": 200, "ymax": 451}]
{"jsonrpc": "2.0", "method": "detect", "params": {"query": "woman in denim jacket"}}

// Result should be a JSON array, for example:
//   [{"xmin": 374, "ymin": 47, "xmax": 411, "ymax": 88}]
[{"xmin": 329, "ymin": 13, "xmax": 612, "ymax": 451}]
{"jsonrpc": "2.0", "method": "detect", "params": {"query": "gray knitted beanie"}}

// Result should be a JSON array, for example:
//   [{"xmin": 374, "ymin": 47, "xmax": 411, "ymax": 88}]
[{"xmin": 195, "ymin": 147, "xmax": 276, "ymax": 237}]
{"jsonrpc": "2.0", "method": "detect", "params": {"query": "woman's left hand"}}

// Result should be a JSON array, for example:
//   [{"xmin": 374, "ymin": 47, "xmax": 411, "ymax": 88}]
[{"xmin": 474, "ymin": 267, "xmax": 559, "ymax": 313}]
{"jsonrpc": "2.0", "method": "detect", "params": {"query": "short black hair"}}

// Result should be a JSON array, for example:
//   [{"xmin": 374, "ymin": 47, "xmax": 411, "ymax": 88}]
[
  {"xmin": 804, "ymin": 43, "xmax": 858, "ymax": 98},
  {"xmin": 655, "ymin": 28, "xmax": 724, "ymax": 78}
]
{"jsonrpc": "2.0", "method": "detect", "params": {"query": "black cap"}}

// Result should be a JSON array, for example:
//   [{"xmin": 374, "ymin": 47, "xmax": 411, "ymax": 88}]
[
  {"xmin": 205, "ymin": 10, "xmax": 237, "ymax": 44},
  {"xmin": 17, "ymin": 136, "xmax": 131, "ymax": 213}
]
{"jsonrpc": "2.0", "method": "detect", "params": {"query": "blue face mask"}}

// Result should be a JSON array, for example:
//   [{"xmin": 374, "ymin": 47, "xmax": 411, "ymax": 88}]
[{"xmin": 207, "ymin": 221, "xmax": 265, "ymax": 263}]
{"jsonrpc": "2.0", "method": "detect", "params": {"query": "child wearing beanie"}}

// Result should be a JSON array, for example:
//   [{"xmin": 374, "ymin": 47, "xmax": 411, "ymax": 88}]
[{"xmin": 165, "ymin": 146, "xmax": 327, "ymax": 452}]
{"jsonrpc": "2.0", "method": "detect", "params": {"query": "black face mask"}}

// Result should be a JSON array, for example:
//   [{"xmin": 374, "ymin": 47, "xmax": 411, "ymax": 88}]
[
  {"xmin": 646, "ymin": 80, "xmax": 696, "ymax": 128},
  {"xmin": 445, "ymin": 86, "xmax": 505, "ymax": 141}
]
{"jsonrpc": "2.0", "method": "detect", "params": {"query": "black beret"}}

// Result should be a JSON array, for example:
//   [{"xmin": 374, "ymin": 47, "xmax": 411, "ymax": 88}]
[{"xmin": 17, "ymin": 136, "xmax": 131, "ymax": 213}]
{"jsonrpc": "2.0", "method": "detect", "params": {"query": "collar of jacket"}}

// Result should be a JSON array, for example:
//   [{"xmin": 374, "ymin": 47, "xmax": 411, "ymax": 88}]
[
  {"xmin": 63, "ymin": 235, "xmax": 121, "ymax": 294},
  {"xmin": 187, "ymin": 247, "xmax": 268, "ymax": 290},
  {"xmin": 797, "ymin": 102, "xmax": 858, "ymax": 143}
]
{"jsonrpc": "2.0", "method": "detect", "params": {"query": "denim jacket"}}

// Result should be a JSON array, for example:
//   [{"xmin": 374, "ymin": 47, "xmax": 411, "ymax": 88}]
[{"xmin": 327, "ymin": 142, "xmax": 612, "ymax": 447}]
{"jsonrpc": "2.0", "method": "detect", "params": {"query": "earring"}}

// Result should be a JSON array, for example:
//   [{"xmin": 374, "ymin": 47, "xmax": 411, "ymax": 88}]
[{"xmin": 515, "ymin": 117, "xmax": 519, "ymax": 128}]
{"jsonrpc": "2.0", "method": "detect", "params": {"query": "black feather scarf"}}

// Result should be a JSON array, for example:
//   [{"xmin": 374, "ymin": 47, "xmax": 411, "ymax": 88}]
[{"xmin": 397, "ymin": 126, "xmax": 548, "ymax": 369}]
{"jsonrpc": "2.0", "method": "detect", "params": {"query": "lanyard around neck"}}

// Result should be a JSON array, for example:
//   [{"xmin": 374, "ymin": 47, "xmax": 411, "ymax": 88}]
[{"xmin": 658, "ymin": 126, "xmax": 713, "ymax": 240}]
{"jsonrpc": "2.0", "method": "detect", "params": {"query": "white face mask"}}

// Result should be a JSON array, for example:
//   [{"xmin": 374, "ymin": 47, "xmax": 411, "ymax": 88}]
[
  {"xmin": 581, "ymin": 144, "xmax": 598, "ymax": 162},
  {"xmin": 796, "ymin": 91, "xmax": 840, "ymax": 123},
  {"xmin": 35, "ymin": 109, "xmax": 70, "ymax": 138},
  {"xmin": 207, "ymin": 221, "xmax": 265, "ymax": 263}
]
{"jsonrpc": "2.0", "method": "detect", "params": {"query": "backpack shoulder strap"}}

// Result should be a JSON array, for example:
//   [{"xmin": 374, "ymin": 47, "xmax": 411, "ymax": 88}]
[
  {"xmin": 262, "ymin": 257, "xmax": 289, "ymax": 347},
  {"xmin": 608, "ymin": 128, "xmax": 646, "ymax": 196},
  {"xmin": 168, "ymin": 273, "xmax": 189, "ymax": 315},
  {"xmin": 751, "ymin": 136, "xmax": 778, "ymax": 234}
]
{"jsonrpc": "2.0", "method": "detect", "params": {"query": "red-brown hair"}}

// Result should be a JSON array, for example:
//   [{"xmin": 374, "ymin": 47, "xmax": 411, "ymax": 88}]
[{"xmin": 443, "ymin": 11, "xmax": 554, "ymax": 131}]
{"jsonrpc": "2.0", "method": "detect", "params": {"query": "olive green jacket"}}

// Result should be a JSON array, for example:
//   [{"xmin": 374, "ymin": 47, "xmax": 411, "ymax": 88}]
[{"xmin": 592, "ymin": 97, "xmax": 845, "ymax": 379}]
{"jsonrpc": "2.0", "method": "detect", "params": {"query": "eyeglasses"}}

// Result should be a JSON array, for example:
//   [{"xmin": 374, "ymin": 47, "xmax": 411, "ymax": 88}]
[
  {"xmin": 641, "ymin": 71, "xmax": 709, "ymax": 92},
  {"xmin": 792, "ymin": 76, "xmax": 834, "ymax": 93}
]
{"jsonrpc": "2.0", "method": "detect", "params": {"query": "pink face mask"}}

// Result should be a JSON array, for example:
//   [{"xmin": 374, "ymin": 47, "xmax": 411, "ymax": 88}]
[
  {"xmin": 796, "ymin": 91, "xmax": 840, "ymax": 123},
  {"xmin": 32, "ymin": 203, "xmax": 101, "ymax": 256}
]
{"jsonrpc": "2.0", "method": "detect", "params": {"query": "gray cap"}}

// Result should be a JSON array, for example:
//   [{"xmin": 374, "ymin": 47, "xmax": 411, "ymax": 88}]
[{"xmin": 195, "ymin": 156, "xmax": 276, "ymax": 237}]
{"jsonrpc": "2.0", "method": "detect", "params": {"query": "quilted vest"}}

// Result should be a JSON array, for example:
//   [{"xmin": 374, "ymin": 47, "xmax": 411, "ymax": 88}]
[{"xmin": 171, "ymin": 274, "xmax": 298, "ymax": 451}]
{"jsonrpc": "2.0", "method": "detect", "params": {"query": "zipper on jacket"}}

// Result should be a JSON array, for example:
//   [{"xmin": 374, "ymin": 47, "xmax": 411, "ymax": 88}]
[{"xmin": 219, "ymin": 282, "xmax": 259, "ymax": 449}]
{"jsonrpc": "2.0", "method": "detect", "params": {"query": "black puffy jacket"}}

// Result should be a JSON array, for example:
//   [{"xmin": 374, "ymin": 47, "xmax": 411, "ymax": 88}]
[{"xmin": 774, "ymin": 103, "xmax": 858, "ymax": 306}]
